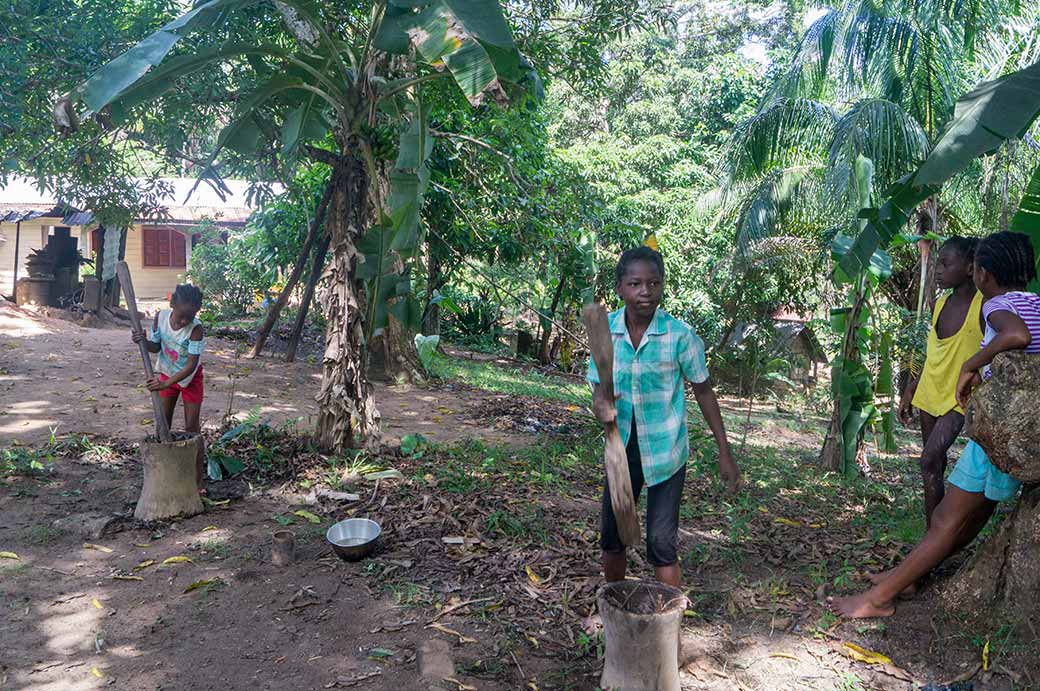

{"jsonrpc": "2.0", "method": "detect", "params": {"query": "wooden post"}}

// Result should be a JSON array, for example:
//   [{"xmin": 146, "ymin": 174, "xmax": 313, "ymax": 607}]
[
  {"xmin": 116, "ymin": 261, "xmax": 172, "ymax": 442},
  {"xmin": 11, "ymin": 220, "xmax": 21, "ymax": 303},
  {"xmin": 582, "ymin": 303, "xmax": 640, "ymax": 546}
]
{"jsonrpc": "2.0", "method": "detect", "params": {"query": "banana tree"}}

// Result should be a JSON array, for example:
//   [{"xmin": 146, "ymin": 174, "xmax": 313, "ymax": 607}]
[{"xmin": 69, "ymin": 0, "xmax": 536, "ymax": 451}]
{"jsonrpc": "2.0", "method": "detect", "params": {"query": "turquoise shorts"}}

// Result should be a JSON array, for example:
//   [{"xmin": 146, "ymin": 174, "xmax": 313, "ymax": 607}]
[{"xmin": 948, "ymin": 440, "xmax": 1021, "ymax": 502}]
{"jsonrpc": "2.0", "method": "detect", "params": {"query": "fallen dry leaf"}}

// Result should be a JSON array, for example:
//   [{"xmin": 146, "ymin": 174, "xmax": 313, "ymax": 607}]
[
  {"xmin": 842, "ymin": 642, "xmax": 892, "ymax": 665},
  {"xmin": 293, "ymin": 510, "xmax": 322, "ymax": 524},
  {"xmin": 769, "ymin": 652, "xmax": 799, "ymax": 662},
  {"xmin": 161, "ymin": 556, "xmax": 194, "ymax": 565},
  {"xmin": 0, "ymin": 551, "xmax": 20, "ymax": 560},
  {"xmin": 426, "ymin": 623, "xmax": 476, "ymax": 644},
  {"xmin": 184, "ymin": 578, "xmax": 223, "ymax": 593},
  {"xmin": 83, "ymin": 543, "xmax": 113, "ymax": 553}
]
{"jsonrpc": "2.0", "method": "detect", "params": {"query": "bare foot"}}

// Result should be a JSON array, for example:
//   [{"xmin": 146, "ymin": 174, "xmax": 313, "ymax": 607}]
[
  {"xmin": 828, "ymin": 593, "xmax": 895, "ymax": 619},
  {"xmin": 866, "ymin": 570, "xmax": 917, "ymax": 597}
]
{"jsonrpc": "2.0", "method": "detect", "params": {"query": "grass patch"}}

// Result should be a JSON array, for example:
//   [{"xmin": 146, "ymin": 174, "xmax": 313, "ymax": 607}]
[
  {"xmin": 200, "ymin": 537, "xmax": 231, "ymax": 560},
  {"xmin": 430, "ymin": 356, "xmax": 587, "ymax": 405},
  {"xmin": 24, "ymin": 523, "xmax": 60, "ymax": 545}
]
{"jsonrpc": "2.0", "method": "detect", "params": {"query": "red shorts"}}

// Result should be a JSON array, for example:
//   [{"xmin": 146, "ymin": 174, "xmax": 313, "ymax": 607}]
[{"xmin": 159, "ymin": 367, "xmax": 204, "ymax": 404}]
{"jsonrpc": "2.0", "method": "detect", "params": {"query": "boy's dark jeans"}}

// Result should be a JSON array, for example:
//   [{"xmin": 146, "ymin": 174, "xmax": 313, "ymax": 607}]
[{"xmin": 601, "ymin": 417, "xmax": 686, "ymax": 567}]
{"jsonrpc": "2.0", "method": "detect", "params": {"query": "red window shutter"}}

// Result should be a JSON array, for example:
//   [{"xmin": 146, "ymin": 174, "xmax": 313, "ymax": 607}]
[
  {"xmin": 157, "ymin": 229, "xmax": 171, "ymax": 266},
  {"xmin": 143, "ymin": 228, "xmax": 159, "ymax": 267},
  {"xmin": 172, "ymin": 231, "xmax": 186, "ymax": 268}
]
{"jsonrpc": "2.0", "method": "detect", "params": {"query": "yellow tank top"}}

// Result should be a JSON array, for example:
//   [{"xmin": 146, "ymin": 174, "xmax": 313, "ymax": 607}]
[{"xmin": 911, "ymin": 291, "xmax": 983, "ymax": 416}]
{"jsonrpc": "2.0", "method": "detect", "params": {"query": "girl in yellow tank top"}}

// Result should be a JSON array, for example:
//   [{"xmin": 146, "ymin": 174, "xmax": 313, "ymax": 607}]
[{"xmin": 899, "ymin": 237, "xmax": 982, "ymax": 526}]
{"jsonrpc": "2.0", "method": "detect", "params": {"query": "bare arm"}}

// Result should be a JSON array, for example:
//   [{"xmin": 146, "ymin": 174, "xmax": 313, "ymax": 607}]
[
  {"xmin": 692, "ymin": 379, "xmax": 743, "ymax": 493},
  {"xmin": 957, "ymin": 310, "xmax": 1031, "ymax": 407},
  {"xmin": 132, "ymin": 316, "xmax": 162, "ymax": 353},
  {"xmin": 898, "ymin": 375, "xmax": 919, "ymax": 424}
]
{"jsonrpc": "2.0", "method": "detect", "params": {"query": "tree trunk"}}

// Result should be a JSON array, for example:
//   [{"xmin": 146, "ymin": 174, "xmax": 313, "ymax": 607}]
[
  {"xmin": 94, "ymin": 225, "xmax": 106, "ymax": 312},
  {"xmin": 248, "ymin": 182, "xmax": 333, "ymax": 359},
  {"xmin": 135, "ymin": 433, "xmax": 205, "ymax": 521},
  {"xmin": 285, "ymin": 232, "xmax": 330, "ymax": 363},
  {"xmin": 538, "ymin": 276, "xmax": 566, "ymax": 365},
  {"xmin": 941, "ymin": 352, "xmax": 1040, "ymax": 625},
  {"xmin": 421, "ymin": 249, "xmax": 444, "ymax": 336},
  {"xmin": 315, "ymin": 155, "xmax": 380, "ymax": 452},
  {"xmin": 371, "ymin": 295, "xmax": 425, "ymax": 383}
]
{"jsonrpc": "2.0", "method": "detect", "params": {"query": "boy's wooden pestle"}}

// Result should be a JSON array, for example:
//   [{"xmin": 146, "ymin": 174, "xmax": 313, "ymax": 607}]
[
  {"xmin": 582, "ymin": 303, "xmax": 640, "ymax": 546},
  {"xmin": 117, "ymin": 261, "xmax": 172, "ymax": 443}
]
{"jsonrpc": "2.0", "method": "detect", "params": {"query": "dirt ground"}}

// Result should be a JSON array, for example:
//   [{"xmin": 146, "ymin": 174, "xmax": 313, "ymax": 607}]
[
  {"xmin": 1, "ymin": 301, "xmax": 1034, "ymax": 691},
  {"xmin": 0, "ymin": 301, "xmax": 529, "ymax": 448}
]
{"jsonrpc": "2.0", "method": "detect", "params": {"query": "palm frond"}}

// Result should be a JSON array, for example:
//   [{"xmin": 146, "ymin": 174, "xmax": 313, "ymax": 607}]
[
  {"xmin": 827, "ymin": 98, "xmax": 930, "ymax": 200},
  {"xmin": 733, "ymin": 165, "xmax": 825, "ymax": 260},
  {"xmin": 838, "ymin": 0, "xmax": 967, "ymax": 133},
  {"xmin": 723, "ymin": 99, "xmax": 838, "ymax": 183},
  {"xmin": 765, "ymin": 10, "xmax": 841, "ymax": 104}
]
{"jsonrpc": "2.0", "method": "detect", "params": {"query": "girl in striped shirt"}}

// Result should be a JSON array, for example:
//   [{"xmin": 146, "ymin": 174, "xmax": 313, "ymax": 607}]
[{"xmin": 833, "ymin": 231, "xmax": 1038, "ymax": 619}]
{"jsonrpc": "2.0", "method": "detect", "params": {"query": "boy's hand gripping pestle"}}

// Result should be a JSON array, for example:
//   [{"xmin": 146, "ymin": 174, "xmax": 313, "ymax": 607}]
[{"xmin": 582, "ymin": 303, "xmax": 640, "ymax": 546}]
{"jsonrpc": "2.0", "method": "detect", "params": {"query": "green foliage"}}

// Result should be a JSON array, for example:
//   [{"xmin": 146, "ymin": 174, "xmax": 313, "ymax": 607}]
[
  {"xmin": 413, "ymin": 334, "xmax": 441, "ymax": 374},
  {"xmin": 1009, "ymin": 161, "xmax": 1040, "ymax": 292},
  {"xmin": 440, "ymin": 289, "xmax": 502, "ymax": 342},
  {"xmin": 1, "ymin": 446, "xmax": 52, "ymax": 478},
  {"xmin": 186, "ymin": 225, "xmax": 268, "ymax": 315}
]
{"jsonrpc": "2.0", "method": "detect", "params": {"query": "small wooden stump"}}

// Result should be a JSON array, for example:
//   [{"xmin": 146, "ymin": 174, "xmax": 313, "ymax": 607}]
[
  {"xmin": 135, "ymin": 433, "xmax": 204, "ymax": 521},
  {"xmin": 271, "ymin": 530, "xmax": 295, "ymax": 566},
  {"xmin": 598, "ymin": 580, "xmax": 685, "ymax": 691}
]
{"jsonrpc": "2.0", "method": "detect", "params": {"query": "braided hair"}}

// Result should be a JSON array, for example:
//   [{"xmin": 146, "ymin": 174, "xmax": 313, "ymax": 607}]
[
  {"xmin": 974, "ymin": 231, "xmax": 1037, "ymax": 289},
  {"xmin": 941, "ymin": 235, "xmax": 978, "ymax": 263},
  {"xmin": 172, "ymin": 284, "xmax": 203, "ymax": 309},
  {"xmin": 615, "ymin": 246, "xmax": 665, "ymax": 284}
]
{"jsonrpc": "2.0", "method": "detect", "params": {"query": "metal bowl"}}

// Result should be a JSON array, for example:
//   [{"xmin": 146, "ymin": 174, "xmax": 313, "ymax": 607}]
[{"xmin": 326, "ymin": 518, "xmax": 381, "ymax": 562}]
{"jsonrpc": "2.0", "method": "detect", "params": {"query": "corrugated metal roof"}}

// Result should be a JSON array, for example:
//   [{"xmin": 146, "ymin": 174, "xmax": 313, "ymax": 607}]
[{"xmin": 0, "ymin": 176, "xmax": 267, "ymax": 226}]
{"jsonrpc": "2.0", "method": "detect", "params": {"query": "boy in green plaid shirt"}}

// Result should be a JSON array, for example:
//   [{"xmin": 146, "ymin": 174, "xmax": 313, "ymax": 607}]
[{"xmin": 589, "ymin": 246, "xmax": 742, "ymax": 588}]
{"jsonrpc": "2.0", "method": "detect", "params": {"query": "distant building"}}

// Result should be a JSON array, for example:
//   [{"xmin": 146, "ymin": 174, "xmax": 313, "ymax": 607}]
[
  {"xmin": 0, "ymin": 177, "xmax": 259, "ymax": 299},
  {"xmin": 726, "ymin": 310, "xmax": 828, "ymax": 384}
]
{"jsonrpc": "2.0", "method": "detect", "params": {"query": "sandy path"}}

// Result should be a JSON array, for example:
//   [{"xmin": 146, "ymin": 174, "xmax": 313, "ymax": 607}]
[{"xmin": 0, "ymin": 301, "xmax": 526, "ymax": 448}]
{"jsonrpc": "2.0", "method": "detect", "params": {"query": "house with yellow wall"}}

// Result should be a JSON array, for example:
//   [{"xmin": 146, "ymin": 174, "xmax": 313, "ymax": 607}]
[{"xmin": 0, "ymin": 177, "xmax": 258, "ymax": 300}]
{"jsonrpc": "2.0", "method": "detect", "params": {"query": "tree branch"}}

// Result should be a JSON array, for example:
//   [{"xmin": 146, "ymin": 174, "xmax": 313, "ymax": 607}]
[
  {"xmin": 304, "ymin": 145, "xmax": 341, "ymax": 166},
  {"xmin": 429, "ymin": 129, "xmax": 527, "ymax": 189}
]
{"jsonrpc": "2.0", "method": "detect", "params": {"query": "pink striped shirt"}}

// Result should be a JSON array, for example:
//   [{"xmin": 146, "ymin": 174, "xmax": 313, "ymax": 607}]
[{"xmin": 981, "ymin": 292, "xmax": 1040, "ymax": 377}]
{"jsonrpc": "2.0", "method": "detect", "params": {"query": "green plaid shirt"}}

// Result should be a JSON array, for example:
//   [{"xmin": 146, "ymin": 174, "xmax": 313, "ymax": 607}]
[{"xmin": 587, "ymin": 308, "xmax": 709, "ymax": 486}]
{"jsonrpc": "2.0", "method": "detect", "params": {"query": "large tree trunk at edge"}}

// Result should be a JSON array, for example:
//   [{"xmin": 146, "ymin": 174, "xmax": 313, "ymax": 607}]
[
  {"xmin": 940, "ymin": 352, "xmax": 1040, "ymax": 629},
  {"xmin": 285, "ymin": 232, "xmax": 329, "ymax": 363},
  {"xmin": 315, "ymin": 156, "xmax": 380, "ymax": 451},
  {"xmin": 248, "ymin": 181, "xmax": 333, "ymax": 359}
]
